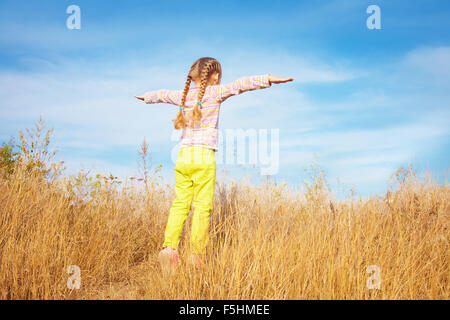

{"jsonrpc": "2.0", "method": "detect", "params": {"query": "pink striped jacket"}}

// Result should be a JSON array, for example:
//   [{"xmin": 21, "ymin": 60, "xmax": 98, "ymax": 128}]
[{"xmin": 144, "ymin": 74, "xmax": 271, "ymax": 151}]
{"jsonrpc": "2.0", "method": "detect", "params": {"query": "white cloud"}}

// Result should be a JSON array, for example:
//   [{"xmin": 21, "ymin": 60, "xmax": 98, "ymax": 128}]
[
  {"xmin": 276, "ymin": 115, "xmax": 448, "ymax": 197},
  {"xmin": 281, "ymin": 121, "xmax": 448, "ymax": 154},
  {"xmin": 220, "ymin": 48, "xmax": 358, "ymax": 84},
  {"xmin": 404, "ymin": 46, "xmax": 450, "ymax": 77},
  {"xmin": 0, "ymin": 65, "xmax": 181, "ymax": 149}
]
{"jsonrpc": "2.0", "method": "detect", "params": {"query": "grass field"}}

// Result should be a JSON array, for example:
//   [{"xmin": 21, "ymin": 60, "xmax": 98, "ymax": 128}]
[{"xmin": 0, "ymin": 118, "xmax": 448, "ymax": 299}]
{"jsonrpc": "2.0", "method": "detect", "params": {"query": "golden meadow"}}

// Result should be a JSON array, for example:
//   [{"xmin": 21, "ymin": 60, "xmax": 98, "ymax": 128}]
[{"xmin": 0, "ymin": 117, "xmax": 448, "ymax": 299}]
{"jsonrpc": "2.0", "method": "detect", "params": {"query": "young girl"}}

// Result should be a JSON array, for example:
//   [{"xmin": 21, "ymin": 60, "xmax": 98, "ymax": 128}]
[{"xmin": 135, "ymin": 57, "xmax": 293, "ymax": 272}]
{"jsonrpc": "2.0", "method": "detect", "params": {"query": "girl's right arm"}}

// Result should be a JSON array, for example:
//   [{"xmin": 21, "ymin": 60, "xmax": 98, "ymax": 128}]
[
  {"xmin": 216, "ymin": 74, "xmax": 294, "ymax": 103},
  {"xmin": 134, "ymin": 89, "xmax": 182, "ymax": 106}
]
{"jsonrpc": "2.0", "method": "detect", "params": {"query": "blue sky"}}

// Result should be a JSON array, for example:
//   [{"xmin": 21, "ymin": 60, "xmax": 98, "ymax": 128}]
[{"xmin": 0, "ymin": 0, "xmax": 449, "ymax": 199}]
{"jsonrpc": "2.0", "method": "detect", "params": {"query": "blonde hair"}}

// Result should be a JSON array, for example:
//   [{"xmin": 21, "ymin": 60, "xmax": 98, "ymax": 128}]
[{"xmin": 173, "ymin": 57, "xmax": 222, "ymax": 129}]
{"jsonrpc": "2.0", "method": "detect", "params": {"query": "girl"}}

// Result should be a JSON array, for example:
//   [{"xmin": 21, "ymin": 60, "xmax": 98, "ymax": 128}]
[{"xmin": 135, "ymin": 57, "xmax": 293, "ymax": 272}]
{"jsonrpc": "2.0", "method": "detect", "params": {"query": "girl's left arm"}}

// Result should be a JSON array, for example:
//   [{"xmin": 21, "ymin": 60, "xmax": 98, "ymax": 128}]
[
  {"xmin": 135, "ymin": 89, "xmax": 182, "ymax": 106},
  {"xmin": 215, "ymin": 74, "xmax": 293, "ymax": 103},
  {"xmin": 216, "ymin": 74, "xmax": 272, "ymax": 103}
]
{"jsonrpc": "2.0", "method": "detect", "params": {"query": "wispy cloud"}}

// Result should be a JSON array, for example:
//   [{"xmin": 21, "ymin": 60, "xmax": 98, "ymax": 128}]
[{"xmin": 404, "ymin": 46, "xmax": 450, "ymax": 77}]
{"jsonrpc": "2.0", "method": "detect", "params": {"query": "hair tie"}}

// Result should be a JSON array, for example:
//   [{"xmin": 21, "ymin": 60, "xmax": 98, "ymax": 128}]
[
  {"xmin": 179, "ymin": 106, "xmax": 184, "ymax": 111},
  {"xmin": 196, "ymin": 101, "xmax": 202, "ymax": 108}
]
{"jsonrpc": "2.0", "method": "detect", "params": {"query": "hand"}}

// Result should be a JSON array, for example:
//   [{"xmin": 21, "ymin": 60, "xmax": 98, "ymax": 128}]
[
  {"xmin": 268, "ymin": 75, "xmax": 294, "ymax": 84},
  {"xmin": 134, "ymin": 95, "xmax": 145, "ymax": 101}
]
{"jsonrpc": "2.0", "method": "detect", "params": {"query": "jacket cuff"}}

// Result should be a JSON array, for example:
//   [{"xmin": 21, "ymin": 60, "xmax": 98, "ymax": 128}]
[
  {"xmin": 143, "ymin": 92, "xmax": 153, "ymax": 104},
  {"xmin": 261, "ymin": 74, "xmax": 272, "ymax": 88}
]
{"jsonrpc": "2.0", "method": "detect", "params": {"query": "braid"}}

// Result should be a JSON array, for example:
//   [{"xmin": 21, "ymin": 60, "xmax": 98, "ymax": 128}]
[
  {"xmin": 173, "ymin": 75, "xmax": 192, "ymax": 129},
  {"xmin": 174, "ymin": 57, "xmax": 222, "ymax": 129},
  {"xmin": 193, "ymin": 60, "xmax": 216, "ymax": 122}
]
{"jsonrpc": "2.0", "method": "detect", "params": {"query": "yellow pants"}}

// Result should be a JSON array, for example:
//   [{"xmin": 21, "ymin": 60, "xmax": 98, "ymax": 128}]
[{"xmin": 163, "ymin": 146, "xmax": 216, "ymax": 255}]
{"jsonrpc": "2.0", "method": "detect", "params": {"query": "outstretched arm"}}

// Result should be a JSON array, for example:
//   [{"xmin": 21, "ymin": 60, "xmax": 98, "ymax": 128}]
[
  {"xmin": 134, "ymin": 89, "xmax": 182, "ymax": 106},
  {"xmin": 217, "ymin": 74, "xmax": 294, "ymax": 103}
]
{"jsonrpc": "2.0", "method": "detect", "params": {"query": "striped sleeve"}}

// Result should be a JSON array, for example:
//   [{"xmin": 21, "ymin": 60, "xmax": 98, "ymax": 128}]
[
  {"xmin": 144, "ymin": 89, "xmax": 182, "ymax": 106},
  {"xmin": 217, "ymin": 74, "xmax": 272, "ymax": 103}
]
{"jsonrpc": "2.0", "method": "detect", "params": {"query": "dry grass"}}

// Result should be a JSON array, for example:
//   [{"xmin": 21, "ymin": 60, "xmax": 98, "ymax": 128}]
[{"xmin": 0, "ymin": 118, "xmax": 448, "ymax": 300}]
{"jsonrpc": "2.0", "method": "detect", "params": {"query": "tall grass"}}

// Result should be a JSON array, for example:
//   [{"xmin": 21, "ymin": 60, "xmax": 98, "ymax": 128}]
[{"xmin": 0, "ymin": 118, "xmax": 448, "ymax": 299}]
